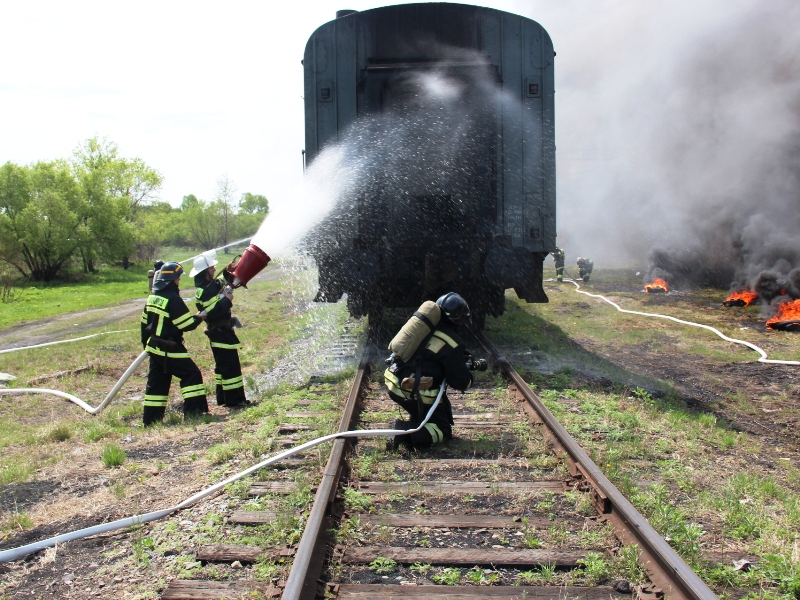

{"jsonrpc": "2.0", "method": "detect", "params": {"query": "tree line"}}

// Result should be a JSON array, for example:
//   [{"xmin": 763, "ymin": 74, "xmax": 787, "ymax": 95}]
[{"xmin": 0, "ymin": 137, "xmax": 268, "ymax": 281}]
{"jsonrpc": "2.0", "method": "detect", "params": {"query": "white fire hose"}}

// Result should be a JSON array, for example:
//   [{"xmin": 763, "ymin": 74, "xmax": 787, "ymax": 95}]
[
  {"xmin": 0, "ymin": 382, "xmax": 446, "ymax": 563},
  {"xmin": 0, "ymin": 330, "xmax": 133, "ymax": 355},
  {"xmin": 177, "ymin": 236, "xmax": 254, "ymax": 265},
  {"xmin": 0, "ymin": 350, "xmax": 149, "ymax": 415},
  {"xmin": 563, "ymin": 279, "xmax": 800, "ymax": 366}
]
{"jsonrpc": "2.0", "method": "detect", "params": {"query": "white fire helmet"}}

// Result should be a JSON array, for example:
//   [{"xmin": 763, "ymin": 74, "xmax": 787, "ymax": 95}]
[{"xmin": 189, "ymin": 251, "xmax": 219, "ymax": 277}]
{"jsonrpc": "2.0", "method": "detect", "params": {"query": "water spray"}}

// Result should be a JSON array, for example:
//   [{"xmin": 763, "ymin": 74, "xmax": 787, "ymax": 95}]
[{"xmin": 0, "ymin": 382, "xmax": 447, "ymax": 563}]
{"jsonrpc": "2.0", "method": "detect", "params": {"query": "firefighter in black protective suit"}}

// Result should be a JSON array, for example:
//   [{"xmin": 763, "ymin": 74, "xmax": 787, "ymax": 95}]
[
  {"xmin": 384, "ymin": 293, "xmax": 485, "ymax": 451},
  {"xmin": 551, "ymin": 247, "xmax": 565, "ymax": 282},
  {"xmin": 140, "ymin": 262, "xmax": 209, "ymax": 426},
  {"xmin": 576, "ymin": 257, "xmax": 594, "ymax": 282},
  {"xmin": 190, "ymin": 251, "xmax": 248, "ymax": 407}
]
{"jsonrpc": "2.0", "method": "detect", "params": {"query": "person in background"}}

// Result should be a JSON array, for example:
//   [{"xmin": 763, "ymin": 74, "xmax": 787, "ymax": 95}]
[
  {"xmin": 384, "ymin": 292, "xmax": 484, "ymax": 451},
  {"xmin": 576, "ymin": 257, "xmax": 594, "ymax": 282},
  {"xmin": 191, "ymin": 251, "xmax": 249, "ymax": 407},
  {"xmin": 551, "ymin": 247, "xmax": 565, "ymax": 282},
  {"xmin": 140, "ymin": 262, "xmax": 208, "ymax": 426},
  {"xmin": 148, "ymin": 259, "xmax": 165, "ymax": 292}
]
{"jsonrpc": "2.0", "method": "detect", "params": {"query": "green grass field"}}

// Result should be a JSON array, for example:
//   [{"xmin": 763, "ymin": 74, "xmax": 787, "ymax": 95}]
[{"xmin": 0, "ymin": 246, "xmax": 250, "ymax": 330}]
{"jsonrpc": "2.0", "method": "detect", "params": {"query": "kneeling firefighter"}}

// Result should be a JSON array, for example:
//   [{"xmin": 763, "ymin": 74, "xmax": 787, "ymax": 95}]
[
  {"xmin": 191, "ymin": 251, "xmax": 248, "ymax": 407},
  {"xmin": 576, "ymin": 257, "xmax": 594, "ymax": 282},
  {"xmin": 140, "ymin": 262, "xmax": 208, "ymax": 425},
  {"xmin": 384, "ymin": 293, "xmax": 487, "ymax": 450}
]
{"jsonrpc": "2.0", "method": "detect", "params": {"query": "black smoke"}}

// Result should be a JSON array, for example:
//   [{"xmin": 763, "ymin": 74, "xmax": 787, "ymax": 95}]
[{"xmin": 522, "ymin": 1, "xmax": 800, "ymax": 296}]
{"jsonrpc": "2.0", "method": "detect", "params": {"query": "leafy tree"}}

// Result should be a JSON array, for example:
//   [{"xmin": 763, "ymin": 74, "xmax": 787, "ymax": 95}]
[
  {"xmin": 239, "ymin": 193, "xmax": 269, "ymax": 215},
  {"xmin": 181, "ymin": 194, "xmax": 200, "ymax": 210},
  {"xmin": 214, "ymin": 175, "xmax": 238, "ymax": 247},
  {"xmin": 184, "ymin": 199, "xmax": 224, "ymax": 250},
  {"xmin": 72, "ymin": 136, "xmax": 162, "ymax": 269},
  {"xmin": 0, "ymin": 161, "xmax": 89, "ymax": 281}
]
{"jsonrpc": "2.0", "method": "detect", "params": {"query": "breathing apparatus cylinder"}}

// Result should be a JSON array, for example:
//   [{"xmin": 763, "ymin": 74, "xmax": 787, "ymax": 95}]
[{"xmin": 388, "ymin": 301, "xmax": 442, "ymax": 364}]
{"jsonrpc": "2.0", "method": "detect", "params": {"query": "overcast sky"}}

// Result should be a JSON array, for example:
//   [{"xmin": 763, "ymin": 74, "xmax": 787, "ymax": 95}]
[
  {"xmin": 3, "ymin": 1, "xmax": 792, "ymax": 266},
  {"xmin": 2, "ymin": 1, "xmax": 533, "ymax": 205}
]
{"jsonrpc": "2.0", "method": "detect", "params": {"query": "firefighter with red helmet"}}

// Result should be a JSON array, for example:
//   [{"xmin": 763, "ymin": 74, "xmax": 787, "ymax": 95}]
[
  {"xmin": 140, "ymin": 262, "xmax": 208, "ymax": 425},
  {"xmin": 384, "ymin": 292, "xmax": 485, "ymax": 451},
  {"xmin": 191, "ymin": 251, "xmax": 249, "ymax": 407}
]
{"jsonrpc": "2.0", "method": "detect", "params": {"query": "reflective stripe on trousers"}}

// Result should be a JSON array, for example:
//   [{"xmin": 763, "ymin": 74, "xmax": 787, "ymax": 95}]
[
  {"xmin": 180, "ymin": 383, "xmax": 206, "ymax": 399},
  {"xmin": 424, "ymin": 423, "xmax": 444, "ymax": 444},
  {"xmin": 143, "ymin": 395, "xmax": 169, "ymax": 407}
]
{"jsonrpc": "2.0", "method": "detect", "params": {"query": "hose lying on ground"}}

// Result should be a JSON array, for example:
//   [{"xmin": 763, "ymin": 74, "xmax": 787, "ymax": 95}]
[
  {"xmin": 0, "ymin": 330, "xmax": 133, "ymax": 355},
  {"xmin": 563, "ymin": 279, "xmax": 800, "ymax": 366},
  {"xmin": 0, "ymin": 351, "xmax": 149, "ymax": 414},
  {"xmin": 0, "ymin": 382, "xmax": 446, "ymax": 563}
]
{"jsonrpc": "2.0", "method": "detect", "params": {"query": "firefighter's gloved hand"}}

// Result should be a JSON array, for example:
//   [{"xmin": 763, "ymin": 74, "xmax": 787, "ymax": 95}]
[
  {"xmin": 222, "ymin": 287, "xmax": 233, "ymax": 301},
  {"xmin": 231, "ymin": 316, "xmax": 244, "ymax": 328}
]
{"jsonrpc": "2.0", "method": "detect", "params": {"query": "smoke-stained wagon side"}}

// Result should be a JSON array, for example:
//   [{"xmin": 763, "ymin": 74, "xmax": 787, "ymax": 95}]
[{"xmin": 304, "ymin": 3, "xmax": 556, "ymax": 327}]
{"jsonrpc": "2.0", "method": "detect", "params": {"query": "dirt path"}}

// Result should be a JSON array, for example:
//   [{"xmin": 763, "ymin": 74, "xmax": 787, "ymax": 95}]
[{"xmin": 0, "ymin": 267, "xmax": 287, "ymax": 352}]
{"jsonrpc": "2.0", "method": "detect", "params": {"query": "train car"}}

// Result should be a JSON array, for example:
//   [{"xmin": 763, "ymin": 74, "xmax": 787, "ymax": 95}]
[{"xmin": 303, "ymin": 3, "xmax": 556, "ymax": 328}]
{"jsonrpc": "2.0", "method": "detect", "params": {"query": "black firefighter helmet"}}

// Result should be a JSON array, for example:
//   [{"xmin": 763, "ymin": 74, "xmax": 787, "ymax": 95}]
[
  {"xmin": 152, "ymin": 262, "xmax": 184, "ymax": 291},
  {"xmin": 436, "ymin": 292, "xmax": 470, "ymax": 326}
]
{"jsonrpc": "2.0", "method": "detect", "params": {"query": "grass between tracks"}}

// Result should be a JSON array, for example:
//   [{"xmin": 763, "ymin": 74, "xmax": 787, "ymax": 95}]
[{"xmin": 485, "ymin": 267, "xmax": 800, "ymax": 599}]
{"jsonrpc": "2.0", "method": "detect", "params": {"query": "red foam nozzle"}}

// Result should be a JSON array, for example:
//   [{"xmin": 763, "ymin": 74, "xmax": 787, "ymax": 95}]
[{"xmin": 231, "ymin": 244, "xmax": 271, "ymax": 288}]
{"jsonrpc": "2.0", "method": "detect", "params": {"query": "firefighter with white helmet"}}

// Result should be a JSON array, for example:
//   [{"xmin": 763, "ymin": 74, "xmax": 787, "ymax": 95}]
[
  {"xmin": 191, "ymin": 251, "xmax": 249, "ymax": 407},
  {"xmin": 140, "ymin": 262, "xmax": 208, "ymax": 425}
]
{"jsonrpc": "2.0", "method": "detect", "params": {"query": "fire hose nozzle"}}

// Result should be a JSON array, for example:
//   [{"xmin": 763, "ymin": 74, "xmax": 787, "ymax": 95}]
[{"xmin": 467, "ymin": 358, "xmax": 488, "ymax": 372}]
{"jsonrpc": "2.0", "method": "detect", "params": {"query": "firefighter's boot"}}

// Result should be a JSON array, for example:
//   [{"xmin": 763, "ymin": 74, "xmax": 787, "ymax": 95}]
[
  {"xmin": 388, "ymin": 419, "xmax": 413, "ymax": 452},
  {"xmin": 183, "ymin": 396, "xmax": 209, "ymax": 418},
  {"xmin": 143, "ymin": 406, "xmax": 166, "ymax": 427}
]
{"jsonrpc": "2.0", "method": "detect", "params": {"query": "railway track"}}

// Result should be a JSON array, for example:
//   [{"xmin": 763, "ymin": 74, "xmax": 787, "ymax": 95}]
[{"xmin": 161, "ymin": 333, "xmax": 718, "ymax": 600}]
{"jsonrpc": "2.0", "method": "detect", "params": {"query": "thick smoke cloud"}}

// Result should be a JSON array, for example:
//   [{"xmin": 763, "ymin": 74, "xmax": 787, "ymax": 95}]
[{"xmin": 517, "ymin": 0, "xmax": 800, "ymax": 297}]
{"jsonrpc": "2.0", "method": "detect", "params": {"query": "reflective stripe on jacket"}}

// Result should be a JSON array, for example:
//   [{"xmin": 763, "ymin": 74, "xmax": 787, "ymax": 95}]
[
  {"xmin": 384, "ymin": 326, "xmax": 473, "ymax": 403},
  {"xmin": 140, "ymin": 285, "xmax": 201, "ymax": 352}
]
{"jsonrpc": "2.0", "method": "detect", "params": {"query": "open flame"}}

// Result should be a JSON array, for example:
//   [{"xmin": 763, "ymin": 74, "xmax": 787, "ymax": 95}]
[
  {"xmin": 723, "ymin": 289, "xmax": 758, "ymax": 307},
  {"xmin": 766, "ymin": 299, "xmax": 800, "ymax": 331},
  {"xmin": 645, "ymin": 277, "xmax": 669, "ymax": 294}
]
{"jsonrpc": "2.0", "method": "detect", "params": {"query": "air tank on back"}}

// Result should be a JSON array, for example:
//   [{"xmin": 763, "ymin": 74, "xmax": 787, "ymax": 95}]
[{"xmin": 303, "ymin": 3, "xmax": 556, "ymax": 328}]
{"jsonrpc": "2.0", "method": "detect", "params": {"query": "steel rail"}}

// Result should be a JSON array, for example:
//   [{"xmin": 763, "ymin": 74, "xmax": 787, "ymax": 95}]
[
  {"xmin": 282, "ymin": 355, "xmax": 371, "ymax": 600},
  {"xmin": 473, "ymin": 332, "xmax": 718, "ymax": 600}
]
